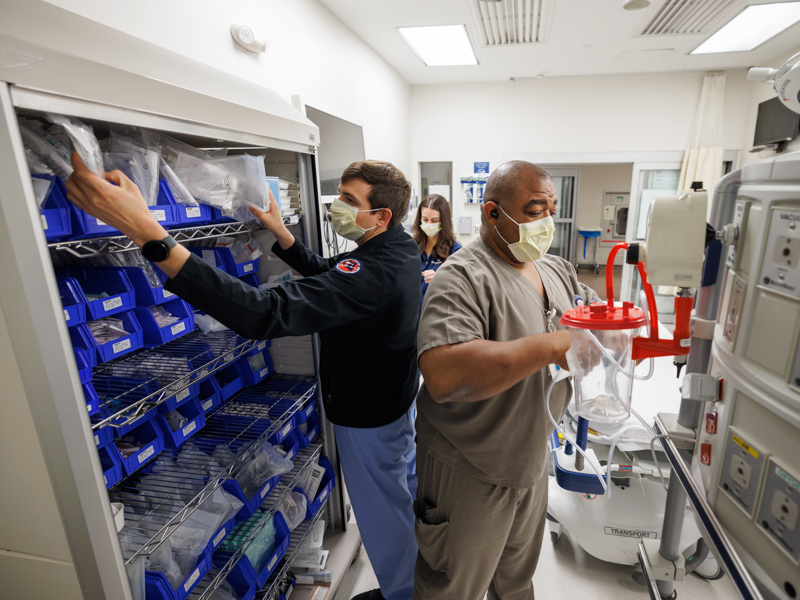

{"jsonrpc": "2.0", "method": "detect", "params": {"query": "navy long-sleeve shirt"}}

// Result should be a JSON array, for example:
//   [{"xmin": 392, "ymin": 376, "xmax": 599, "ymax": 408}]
[{"xmin": 165, "ymin": 225, "xmax": 420, "ymax": 428}]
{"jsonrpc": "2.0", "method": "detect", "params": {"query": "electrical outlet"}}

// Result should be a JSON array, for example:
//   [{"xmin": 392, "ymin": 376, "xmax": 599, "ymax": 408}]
[
  {"xmin": 773, "ymin": 236, "xmax": 799, "ymax": 268},
  {"xmin": 771, "ymin": 490, "xmax": 800, "ymax": 531},
  {"xmin": 731, "ymin": 455, "xmax": 752, "ymax": 489}
]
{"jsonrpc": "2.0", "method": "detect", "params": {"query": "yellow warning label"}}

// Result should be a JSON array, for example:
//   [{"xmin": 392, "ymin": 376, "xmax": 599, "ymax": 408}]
[{"xmin": 732, "ymin": 434, "xmax": 759, "ymax": 459}]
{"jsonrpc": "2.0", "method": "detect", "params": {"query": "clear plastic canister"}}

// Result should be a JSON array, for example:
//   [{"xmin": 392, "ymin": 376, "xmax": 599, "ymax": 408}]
[{"xmin": 565, "ymin": 326, "xmax": 638, "ymax": 424}]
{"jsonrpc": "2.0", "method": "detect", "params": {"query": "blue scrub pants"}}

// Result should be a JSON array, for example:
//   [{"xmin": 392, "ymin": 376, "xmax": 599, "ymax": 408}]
[{"xmin": 334, "ymin": 402, "xmax": 417, "ymax": 600}]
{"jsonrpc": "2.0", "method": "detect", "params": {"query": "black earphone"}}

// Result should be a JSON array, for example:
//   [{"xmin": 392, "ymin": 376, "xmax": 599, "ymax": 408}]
[{"xmin": 490, "ymin": 209, "xmax": 499, "ymax": 218}]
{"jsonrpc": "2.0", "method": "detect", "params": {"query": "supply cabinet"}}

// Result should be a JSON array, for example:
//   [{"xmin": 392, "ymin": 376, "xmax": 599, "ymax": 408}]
[{"xmin": 0, "ymin": 29, "xmax": 355, "ymax": 600}]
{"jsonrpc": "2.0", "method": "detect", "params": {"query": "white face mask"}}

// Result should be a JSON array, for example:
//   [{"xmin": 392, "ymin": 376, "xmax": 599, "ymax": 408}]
[
  {"xmin": 494, "ymin": 204, "xmax": 555, "ymax": 262},
  {"xmin": 420, "ymin": 222, "xmax": 442, "ymax": 237},
  {"xmin": 330, "ymin": 198, "xmax": 382, "ymax": 241}
]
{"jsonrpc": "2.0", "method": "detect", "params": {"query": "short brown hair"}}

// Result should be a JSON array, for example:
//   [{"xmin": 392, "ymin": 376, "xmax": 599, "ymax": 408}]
[{"xmin": 341, "ymin": 160, "xmax": 411, "ymax": 228}]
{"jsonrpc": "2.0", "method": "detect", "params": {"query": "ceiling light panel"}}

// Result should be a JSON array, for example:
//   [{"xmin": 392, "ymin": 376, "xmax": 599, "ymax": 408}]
[
  {"xmin": 397, "ymin": 25, "xmax": 478, "ymax": 66},
  {"xmin": 691, "ymin": 2, "xmax": 800, "ymax": 54},
  {"xmin": 467, "ymin": 0, "xmax": 555, "ymax": 46}
]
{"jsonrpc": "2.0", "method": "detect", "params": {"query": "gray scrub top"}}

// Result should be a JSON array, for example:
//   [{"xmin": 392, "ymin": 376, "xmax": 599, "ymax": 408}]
[{"xmin": 417, "ymin": 237, "xmax": 598, "ymax": 487}]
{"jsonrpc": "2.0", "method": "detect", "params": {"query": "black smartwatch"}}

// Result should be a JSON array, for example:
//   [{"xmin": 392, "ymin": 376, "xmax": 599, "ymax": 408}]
[{"xmin": 141, "ymin": 235, "xmax": 178, "ymax": 262}]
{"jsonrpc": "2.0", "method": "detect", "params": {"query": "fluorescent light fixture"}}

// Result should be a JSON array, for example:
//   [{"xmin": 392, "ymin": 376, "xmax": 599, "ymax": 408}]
[
  {"xmin": 691, "ymin": 2, "xmax": 800, "ymax": 54},
  {"xmin": 397, "ymin": 25, "xmax": 478, "ymax": 66}
]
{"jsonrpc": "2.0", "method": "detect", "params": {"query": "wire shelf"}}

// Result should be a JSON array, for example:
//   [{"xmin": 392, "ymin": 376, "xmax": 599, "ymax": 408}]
[
  {"xmin": 113, "ymin": 375, "xmax": 318, "ymax": 565},
  {"xmin": 91, "ymin": 330, "xmax": 260, "ymax": 431},
  {"xmin": 187, "ymin": 442, "xmax": 325, "ymax": 600},
  {"xmin": 258, "ymin": 505, "xmax": 328, "ymax": 600},
  {"xmin": 48, "ymin": 216, "xmax": 301, "ymax": 257}
]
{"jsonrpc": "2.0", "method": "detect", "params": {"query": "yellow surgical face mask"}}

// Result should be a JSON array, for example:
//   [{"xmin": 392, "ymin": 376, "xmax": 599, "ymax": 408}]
[
  {"xmin": 330, "ymin": 198, "xmax": 380, "ymax": 241},
  {"xmin": 494, "ymin": 204, "xmax": 555, "ymax": 262},
  {"xmin": 420, "ymin": 222, "xmax": 442, "ymax": 237}
]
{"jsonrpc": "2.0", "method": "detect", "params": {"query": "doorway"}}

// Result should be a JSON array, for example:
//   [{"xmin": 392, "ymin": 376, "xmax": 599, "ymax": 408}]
[{"xmin": 419, "ymin": 162, "xmax": 453, "ymax": 207}]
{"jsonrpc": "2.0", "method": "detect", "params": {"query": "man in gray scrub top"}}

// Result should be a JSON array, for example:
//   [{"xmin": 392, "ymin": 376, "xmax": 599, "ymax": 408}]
[{"xmin": 414, "ymin": 160, "xmax": 599, "ymax": 600}]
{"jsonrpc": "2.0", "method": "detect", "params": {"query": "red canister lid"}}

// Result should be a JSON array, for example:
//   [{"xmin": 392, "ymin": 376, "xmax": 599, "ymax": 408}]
[{"xmin": 559, "ymin": 301, "xmax": 646, "ymax": 331}]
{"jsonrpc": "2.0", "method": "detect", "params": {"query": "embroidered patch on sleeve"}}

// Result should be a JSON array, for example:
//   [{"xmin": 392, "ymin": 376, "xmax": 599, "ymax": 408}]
[{"xmin": 335, "ymin": 259, "xmax": 362, "ymax": 274}]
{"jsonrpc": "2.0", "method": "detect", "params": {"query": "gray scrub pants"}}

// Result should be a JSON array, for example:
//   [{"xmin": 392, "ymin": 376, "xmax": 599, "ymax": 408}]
[{"xmin": 413, "ymin": 439, "xmax": 548, "ymax": 600}]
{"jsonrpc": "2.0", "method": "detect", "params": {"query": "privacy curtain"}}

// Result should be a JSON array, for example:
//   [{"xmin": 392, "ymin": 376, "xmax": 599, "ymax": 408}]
[{"xmin": 679, "ymin": 72, "xmax": 726, "ymax": 208}]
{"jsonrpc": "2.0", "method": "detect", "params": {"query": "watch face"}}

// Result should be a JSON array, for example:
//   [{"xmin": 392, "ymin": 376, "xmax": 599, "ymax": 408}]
[{"xmin": 142, "ymin": 240, "xmax": 170, "ymax": 262}]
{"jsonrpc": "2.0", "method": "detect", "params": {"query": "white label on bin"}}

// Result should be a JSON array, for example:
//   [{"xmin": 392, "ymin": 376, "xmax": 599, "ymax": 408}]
[
  {"xmin": 260, "ymin": 367, "xmax": 270, "ymax": 377},
  {"xmin": 112, "ymin": 338, "xmax": 131, "ymax": 354},
  {"xmin": 163, "ymin": 289, "xmax": 175, "ymax": 298},
  {"xmin": 103, "ymin": 297, "xmax": 123, "ymax": 311},
  {"xmin": 64, "ymin": 309, "xmax": 70, "ymax": 321},
  {"xmin": 104, "ymin": 475, "xmax": 107, "ymax": 485},
  {"xmin": 243, "ymin": 263, "xmax": 254, "ymax": 273},
  {"xmin": 96, "ymin": 218, "xmax": 107, "ymax": 226},
  {"xmin": 268, "ymin": 555, "xmax": 277, "ymax": 571},
  {"xmin": 186, "ymin": 207, "xmax": 201, "ymax": 218},
  {"xmin": 171, "ymin": 322, "xmax": 186, "ymax": 335},
  {"xmin": 184, "ymin": 568, "xmax": 200, "ymax": 593},
  {"xmin": 320, "ymin": 488, "xmax": 329, "ymax": 502},
  {"xmin": 199, "ymin": 369, "xmax": 209, "ymax": 379},
  {"xmin": 257, "ymin": 341, "xmax": 267, "ymax": 351},
  {"xmin": 282, "ymin": 423, "xmax": 292, "ymax": 438},
  {"xmin": 287, "ymin": 449, "xmax": 296, "ymax": 460},
  {"xmin": 41, "ymin": 214, "xmax": 48, "ymax": 230},
  {"xmin": 213, "ymin": 527, "xmax": 227, "ymax": 547},
  {"xmin": 202, "ymin": 399, "xmax": 213, "ymax": 411},
  {"xmin": 137, "ymin": 445, "xmax": 155, "ymax": 464},
  {"xmin": 150, "ymin": 210, "xmax": 166, "ymax": 222},
  {"xmin": 95, "ymin": 434, "xmax": 99, "ymax": 445},
  {"xmin": 87, "ymin": 402, "xmax": 91, "ymax": 412},
  {"xmin": 305, "ymin": 405, "xmax": 314, "ymax": 417},
  {"xmin": 182, "ymin": 421, "xmax": 197, "ymax": 437},
  {"xmin": 260, "ymin": 483, "xmax": 271, "ymax": 499},
  {"xmin": 176, "ymin": 389, "xmax": 190, "ymax": 403}
]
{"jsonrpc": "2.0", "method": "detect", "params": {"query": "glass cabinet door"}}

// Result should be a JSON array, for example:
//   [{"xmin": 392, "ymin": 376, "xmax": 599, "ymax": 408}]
[{"xmin": 545, "ymin": 167, "xmax": 579, "ymax": 262}]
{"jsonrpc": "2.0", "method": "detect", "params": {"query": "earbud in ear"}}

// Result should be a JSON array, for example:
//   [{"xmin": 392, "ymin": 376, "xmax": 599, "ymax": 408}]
[{"xmin": 490, "ymin": 209, "xmax": 499, "ymax": 219}]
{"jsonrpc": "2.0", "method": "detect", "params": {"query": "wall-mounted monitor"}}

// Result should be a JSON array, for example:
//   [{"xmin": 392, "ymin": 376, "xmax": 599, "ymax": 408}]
[
  {"xmin": 753, "ymin": 97, "xmax": 800, "ymax": 152},
  {"xmin": 305, "ymin": 106, "xmax": 365, "ymax": 202}
]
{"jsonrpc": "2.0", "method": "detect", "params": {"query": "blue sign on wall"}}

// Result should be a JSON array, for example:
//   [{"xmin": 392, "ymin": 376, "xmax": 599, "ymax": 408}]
[{"xmin": 474, "ymin": 162, "xmax": 490, "ymax": 174}]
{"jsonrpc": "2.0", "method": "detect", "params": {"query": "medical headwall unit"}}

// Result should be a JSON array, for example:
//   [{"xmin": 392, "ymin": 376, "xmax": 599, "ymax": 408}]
[{"xmin": 0, "ymin": 5, "xmax": 351, "ymax": 599}]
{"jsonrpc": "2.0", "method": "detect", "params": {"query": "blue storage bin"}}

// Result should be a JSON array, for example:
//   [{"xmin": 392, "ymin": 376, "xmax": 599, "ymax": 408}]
[
  {"xmin": 302, "ymin": 456, "xmax": 335, "ymax": 520},
  {"xmin": 94, "ymin": 377, "xmax": 159, "ymax": 436},
  {"xmin": 113, "ymin": 418, "xmax": 165, "ymax": 477},
  {"xmin": 216, "ymin": 512, "xmax": 290, "ymax": 591},
  {"xmin": 90, "ymin": 310, "xmax": 143, "ymax": 363},
  {"xmin": 158, "ymin": 381, "xmax": 201, "ymax": 414},
  {"xmin": 238, "ymin": 351, "xmax": 273, "ymax": 387},
  {"xmin": 134, "ymin": 299, "xmax": 195, "ymax": 347},
  {"xmin": 270, "ymin": 428, "xmax": 300, "ymax": 462},
  {"xmin": 239, "ymin": 273, "xmax": 259, "ymax": 288},
  {"xmin": 197, "ymin": 377, "xmax": 222, "ymax": 414},
  {"xmin": 156, "ymin": 397, "xmax": 206, "ymax": 448},
  {"xmin": 244, "ymin": 339, "xmax": 271, "ymax": 357},
  {"xmin": 295, "ymin": 412, "xmax": 320, "ymax": 449},
  {"xmin": 146, "ymin": 179, "xmax": 181, "ymax": 228},
  {"xmin": 159, "ymin": 179, "xmax": 213, "ymax": 227},
  {"xmin": 215, "ymin": 363, "xmax": 244, "ymax": 400},
  {"xmin": 34, "ymin": 174, "xmax": 72, "ymax": 240},
  {"xmin": 109, "ymin": 265, "xmax": 172, "ymax": 307},
  {"xmin": 91, "ymin": 416, "xmax": 114, "ymax": 448},
  {"xmin": 145, "ymin": 552, "xmax": 211, "ymax": 600},
  {"xmin": 83, "ymin": 381, "xmax": 100, "ymax": 416},
  {"xmin": 58, "ymin": 277, "xmax": 86, "ymax": 326},
  {"xmin": 68, "ymin": 197, "xmax": 121, "ymax": 238},
  {"xmin": 207, "ymin": 206, "xmax": 236, "ymax": 224},
  {"xmin": 69, "ymin": 324, "xmax": 98, "ymax": 368},
  {"xmin": 61, "ymin": 268, "xmax": 136, "ymax": 320},
  {"xmin": 73, "ymin": 347, "xmax": 92, "ymax": 384},
  {"xmin": 265, "ymin": 414, "xmax": 296, "ymax": 447},
  {"xmin": 98, "ymin": 443, "xmax": 122, "ymax": 489},
  {"xmin": 186, "ymin": 246, "xmax": 259, "ymax": 278}
]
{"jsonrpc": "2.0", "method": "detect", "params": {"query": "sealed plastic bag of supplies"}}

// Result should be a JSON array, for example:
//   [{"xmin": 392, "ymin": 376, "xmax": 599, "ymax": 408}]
[
  {"xmin": 103, "ymin": 152, "xmax": 148, "ymax": 200},
  {"xmin": 172, "ymin": 154, "xmax": 269, "ymax": 221},
  {"xmin": 160, "ymin": 162, "xmax": 198, "ymax": 206},
  {"xmin": 18, "ymin": 123, "xmax": 73, "ymax": 180},
  {"xmin": 277, "ymin": 491, "xmax": 308, "ymax": 531},
  {"xmin": 107, "ymin": 129, "xmax": 161, "ymax": 206},
  {"xmin": 45, "ymin": 113, "xmax": 104, "ymax": 177},
  {"xmin": 235, "ymin": 442, "xmax": 293, "ymax": 500},
  {"xmin": 244, "ymin": 515, "xmax": 277, "ymax": 574}
]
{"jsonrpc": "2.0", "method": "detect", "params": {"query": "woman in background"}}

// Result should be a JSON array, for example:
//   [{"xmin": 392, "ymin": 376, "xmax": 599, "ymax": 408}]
[{"xmin": 414, "ymin": 194, "xmax": 461, "ymax": 308}]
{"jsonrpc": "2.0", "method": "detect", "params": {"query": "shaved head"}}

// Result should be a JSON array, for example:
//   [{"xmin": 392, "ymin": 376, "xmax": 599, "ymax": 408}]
[{"xmin": 484, "ymin": 161, "xmax": 551, "ymax": 208}]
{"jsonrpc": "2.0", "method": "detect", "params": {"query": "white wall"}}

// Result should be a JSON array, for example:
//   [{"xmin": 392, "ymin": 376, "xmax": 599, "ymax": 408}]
[
  {"xmin": 41, "ymin": 0, "xmax": 412, "ymax": 176},
  {"xmin": 411, "ymin": 70, "xmax": 752, "ymax": 247}
]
